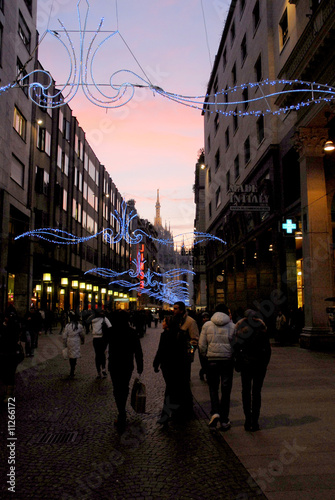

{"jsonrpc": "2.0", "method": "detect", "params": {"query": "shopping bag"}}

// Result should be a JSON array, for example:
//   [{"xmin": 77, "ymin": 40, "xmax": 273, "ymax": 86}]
[{"xmin": 131, "ymin": 378, "xmax": 146, "ymax": 413}]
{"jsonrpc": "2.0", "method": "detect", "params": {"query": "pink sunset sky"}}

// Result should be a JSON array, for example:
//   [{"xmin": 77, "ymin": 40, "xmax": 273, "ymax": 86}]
[{"xmin": 36, "ymin": 0, "xmax": 231, "ymax": 239}]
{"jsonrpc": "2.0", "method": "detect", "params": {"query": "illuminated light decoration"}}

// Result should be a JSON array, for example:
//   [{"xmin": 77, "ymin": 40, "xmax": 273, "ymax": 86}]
[
  {"xmin": 85, "ymin": 251, "xmax": 195, "ymax": 305},
  {"xmin": 15, "ymin": 200, "xmax": 226, "ymax": 247},
  {"xmin": 1, "ymin": 0, "xmax": 334, "ymax": 114}
]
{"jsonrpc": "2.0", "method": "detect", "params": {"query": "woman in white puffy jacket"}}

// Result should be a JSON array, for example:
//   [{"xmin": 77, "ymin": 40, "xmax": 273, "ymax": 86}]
[{"xmin": 199, "ymin": 303, "xmax": 235, "ymax": 430}]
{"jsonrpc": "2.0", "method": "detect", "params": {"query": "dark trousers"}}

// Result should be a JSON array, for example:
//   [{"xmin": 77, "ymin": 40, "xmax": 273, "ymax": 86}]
[
  {"xmin": 206, "ymin": 359, "xmax": 234, "ymax": 422},
  {"xmin": 69, "ymin": 358, "xmax": 77, "ymax": 376},
  {"xmin": 93, "ymin": 338, "xmax": 106, "ymax": 374},
  {"xmin": 110, "ymin": 369, "xmax": 132, "ymax": 420},
  {"xmin": 240, "ymin": 364, "xmax": 268, "ymax": 424}
]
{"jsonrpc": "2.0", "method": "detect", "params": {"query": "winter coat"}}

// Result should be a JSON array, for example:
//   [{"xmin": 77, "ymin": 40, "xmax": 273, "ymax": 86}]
[
  {"xmin": 62, "ymin": 322, "xmax": 85, "ymax": 359},
  {"xmin": 91, "ymin": 316, "xmax": 112, "ymax": 339},
  {"xmin": 233, "ymin": 316, "xmax": 271, "ymax": 368},
  {"xmin": 199, "ymin": 312, "xmax": 235, "ymax": 360},
  {"xmin": 108, "ymin": 324, "xmax": 143, "ymax": 375}
]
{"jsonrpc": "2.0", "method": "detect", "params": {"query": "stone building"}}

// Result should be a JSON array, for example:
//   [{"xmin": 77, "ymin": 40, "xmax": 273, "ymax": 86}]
[{"xmin": 198, "ymin": 0, "xmax": 335, "ymax": 346}]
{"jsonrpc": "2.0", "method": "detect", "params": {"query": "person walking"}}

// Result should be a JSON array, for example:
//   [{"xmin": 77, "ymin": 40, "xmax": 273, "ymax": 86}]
[
  {"xmin": 0, "ymin": 309, "xmax": 21, "ymax": 403},
  {"xmin": 198, "ymin": 311, "xmax": 210, "ymax": 381},
  {"xmin": 199, "ymin": 304, "xmax": 235, "ymax": 430},
  {"xmin": 62, "ymin": 312, "xmax": 85, "ymax": 379},
  {"xmin": 107, "ymin": 310, "xmax": 143, "ymax": 433},
  {"xmin": 233, "ymin": 309, "xmax": 271, "ymax": 431},
  {"xmin": 89, "ymin": 308, "xmax": 111, "ymax": 379}
]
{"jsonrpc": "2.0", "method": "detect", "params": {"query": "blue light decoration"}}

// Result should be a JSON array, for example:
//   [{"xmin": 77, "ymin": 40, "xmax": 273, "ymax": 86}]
[
  {"xmin": 1, "ymin": 0, "xmax": 334, "ymax": 115},
  {"xmin": 15, "ymin": 200, "xmax": 226, "ymax": 247},
  {"xmin": 85, "ymin": 251, "xmax": 195, "ymax": 305},
  {"xmin": 282, "ymin": 219, "xmax": 297, "ymax": 234}
]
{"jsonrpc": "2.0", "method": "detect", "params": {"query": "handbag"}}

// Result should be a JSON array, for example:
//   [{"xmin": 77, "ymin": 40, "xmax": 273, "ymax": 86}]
[
  {"xmin": 15, "ymin": 342, "xmax": 25, "ymax": 364},
  {"xmin": 131, "ymin": 377, "xmax": 146, "ymax": 413},
  {"xmin": 62, "ymin": 347, "xmax": 68, "ymax": 360}
]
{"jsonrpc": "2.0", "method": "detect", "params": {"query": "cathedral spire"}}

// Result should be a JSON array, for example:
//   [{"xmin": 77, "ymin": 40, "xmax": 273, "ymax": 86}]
[{"xmin": 154, "ymin": 189, "xmax": 162, "ymax": 227}]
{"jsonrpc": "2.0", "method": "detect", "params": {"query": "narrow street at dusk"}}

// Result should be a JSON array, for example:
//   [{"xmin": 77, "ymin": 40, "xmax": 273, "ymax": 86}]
[{"xmin": 1, "ymin": 324, "xmax": 335, "ymax": 499}]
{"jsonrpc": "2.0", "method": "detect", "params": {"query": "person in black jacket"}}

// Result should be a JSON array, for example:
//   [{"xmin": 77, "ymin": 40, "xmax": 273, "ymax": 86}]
[
  {"xmin": 107, "ymin": 310, "xmax": 143, "ymax": 433},
  {"xmin": 233, "ymin": 309, "xmax": 271, "ymax": 432},
  {"xmin": 0, "ymin": 309, "xmax": 21, "ymax": 403}
]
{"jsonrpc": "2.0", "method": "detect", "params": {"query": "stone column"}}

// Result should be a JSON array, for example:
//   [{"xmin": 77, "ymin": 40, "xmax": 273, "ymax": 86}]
[{"xmin": 293, "ymin": 128, "xmax": 334, "ymax": 348}]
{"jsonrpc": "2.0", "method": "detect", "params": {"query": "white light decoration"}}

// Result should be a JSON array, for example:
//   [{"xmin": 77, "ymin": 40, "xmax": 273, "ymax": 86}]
[{"xmin": 1, "ymin": 0, "xmax": 334, "ymax": 116}]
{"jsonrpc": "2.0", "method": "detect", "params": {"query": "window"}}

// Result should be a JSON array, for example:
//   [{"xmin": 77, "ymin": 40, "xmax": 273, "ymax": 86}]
[
  {"xmin": 233, "ymin": 108, "xmax": 238, "ymax": 133},
  {"xmin": 37, "ymin": 126, "xmax": 46, "ymax": 151},
  {"xmin": 226, "ymin": 170, "xmax": 231, "ymax": 192},
  {"xmin": 0, "ymin": 0, "xmax": 3, "ymax": 12},
  {"xmin": 225, "ymin": 127, "xmax": 230, "ymax": 149},
  {"xmin": 214, "ymin": 113, "xmax": 219, "ymax": 132},
  {"xmin": 241, "ymin": 35, "xmax": 247, "ymax": 65},
  {"xmin": 240, "ymin": 0, "xmax": 246, "ymax": 15},
  {"xmin": 24, "ymin": 0, "xmax": 32, "ymax": 14},
  {"xmin": 63, "ymin": 153, "xmax": 69, "ymax": 176},
  {"xmin": 64, "ymin": 120, "xmax": 71, "ymax": 141},
  {"xmin": 242, "ymin": 87, "xmax": 249, "ymax": 110},
  {"xmin": 45, "ymin": 131, "xmax": 51, "ymax": 156},
  {"xmin": 232, "ymin": 62, "xmax": 237, "ymax": 85},
  {"xmin": 59, "ymin": 109, "xmax": 64, "ymax": 132},
  {"xmin": 35, "ymin": 167, "xmax": 43, "ymax": 193},
  {"xmin": 13, "ymin": 107, "xmax": 26, "ymax": 140},
  {"xmin": 253, "ymin": 0, "xmax": 260, "ymax": 32},
  {"xmin": 18, "ymin": 11, "xmax": 31, "ymax": 51},
  {"xmin": 208, "ymin": 167, "xmax": 211, "ymax": 184},
  {"xmin": 215, "ymin": 149, "xmax": 220, "ymax": 171},
  {"xmin": 257, "ymin": 115, "xmax": 264, "ymax": 143},
  {"xmin": 234, "ymin": 155, "xmax": 240, "ymax": 180},
  {"xmin": 255, "ymin": 54, "xmax": 262, "ymax": 82},
  {"xmin": 43, "ymin": 171, "xmax": 49, "ymax": 195},
  {"xmin": 216, "ymin": 186, "xmax": 222, "ymax": 208},
  {"xmin": 213, "ymin": 76, "xmax": 218, "ymax": 95},
  {"xmin": 279, "ymin": 9, "xmax": 288, "ymax": 49},
  {"xmin": 230, "ymin": 20, "xmax": 235, "ymax": 45},
  {"xmin": 244, "ymin": 136, "xmax": 251, "ymax": 164},
  {"xmin": 222, "ymin": 48, "xmax": 227, "ymax": 70},
  {"xmin": 17, "ymin": 58, "xmax": 28, "ymax": 95},
  {"xmin": 57, "ymin": 146, "xmax": 62, "ymax": 169},
  {"xmin": 11, "ymin": 155, "xmax": 24, "ymax": 187},
  {"xmin": 88, "ymin": 159, "xmax": 96, "ymax": 180},
  {"xmin": 63, "ymin": 189, "xmax": 68, "ymax": 212},
  {"xmin": 209, "ymin": 202, "xmax": 212, "ymax": 219}
]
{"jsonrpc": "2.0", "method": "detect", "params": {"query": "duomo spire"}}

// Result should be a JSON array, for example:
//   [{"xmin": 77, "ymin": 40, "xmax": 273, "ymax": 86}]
[{"xmin": 154, "ymin": 189, "xmax": 162, "ymax": 228}]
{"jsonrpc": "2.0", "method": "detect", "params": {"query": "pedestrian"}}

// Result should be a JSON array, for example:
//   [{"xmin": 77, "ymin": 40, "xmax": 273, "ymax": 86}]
[
  {"xmin": 107, "ymin": 310, "xmax": 143, "ymax": 433},
  {"xmin": 198, "ymin": 311, "xmax": 210, "ymax": 381},
  {"xmin": 0, "ymin": 309, "xmax": 21, "ymax": 403},
  {"xmin": 199, "ymin": 304, "xmax": 235, "ymax": 430},
  {"xmin": 233, "ymin": 309, "xmax": 271, "ymax": 431},
  {"xmin": 23, "ymin": 306, "xmax": 40, "ymax": 357},
  {"xmin": 88, "ymin": 308, "xmax": 111, "ymax": 379},
  {"xmin": 62, "ymin": 312, "xmax": 85, "ymax": 379},
  {"xmin": 275, "ymin": 309, "xmax": 287, "ymax": 344},
  {"xmin": 153, "ymin": 310, "xmax": 159, "ymax": 328},
  {"xmin": 153, "ymin": 315, "xmax": 182, "ymax": 424}
]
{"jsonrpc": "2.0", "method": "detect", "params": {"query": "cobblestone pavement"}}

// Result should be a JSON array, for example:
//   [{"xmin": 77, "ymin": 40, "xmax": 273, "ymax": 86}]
[{"xmin": 0, "ymin": 325, "xmax": 266, "ymax": 500}]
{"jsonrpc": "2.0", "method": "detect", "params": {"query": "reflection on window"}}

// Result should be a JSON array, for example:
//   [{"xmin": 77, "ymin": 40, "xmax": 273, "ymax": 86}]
[
  {"xmin": 13, "ymin": 107, "xmax": 26, "ymax": 140},
  {"xmin": 11, "ymin": 155, "xmax": 24, "ymax": 187}
]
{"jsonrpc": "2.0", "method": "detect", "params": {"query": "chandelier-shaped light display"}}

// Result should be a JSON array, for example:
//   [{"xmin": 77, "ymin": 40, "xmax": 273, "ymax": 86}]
[
  {"xmin": 15, "ymin": 200, "xmax": 226, "ymax": 247},
  {"xmin": 1, "ymin": 0, "xmax": 334, "ymax": 115}
]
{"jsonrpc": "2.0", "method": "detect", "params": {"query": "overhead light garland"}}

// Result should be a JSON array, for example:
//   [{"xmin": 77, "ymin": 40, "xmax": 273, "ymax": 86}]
[
  {"xmin": 15, "ymin": 200, "xmax": 226, "ymax": 247},
  {"xmin": 85, "ymin": 250, "xmax": 195, "ymax": 305},
  {"xmin": 1, "ymin": 0, "xmax": 334, "ymax": 116}
]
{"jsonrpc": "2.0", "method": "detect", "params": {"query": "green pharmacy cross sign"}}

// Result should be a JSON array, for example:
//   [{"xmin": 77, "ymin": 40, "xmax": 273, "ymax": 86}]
[{"xmin": 282, "ymin": 219, "xmax": 297, "ymax": 234}]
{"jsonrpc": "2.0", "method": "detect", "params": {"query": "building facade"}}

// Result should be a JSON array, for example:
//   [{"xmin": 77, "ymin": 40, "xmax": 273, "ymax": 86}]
[
  {"xmin": 0, "ymin": 0, "xmax": 133, "ymax": 316},
  {"xmin": 199, "ymin": 0, "xmax": 335, "ymax": 346}
]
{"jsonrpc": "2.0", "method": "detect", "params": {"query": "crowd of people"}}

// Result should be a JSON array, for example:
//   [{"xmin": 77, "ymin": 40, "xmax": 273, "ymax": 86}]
[{"xmin": 0, "ymin": 300, "xmax": 303, "ymax": 434}]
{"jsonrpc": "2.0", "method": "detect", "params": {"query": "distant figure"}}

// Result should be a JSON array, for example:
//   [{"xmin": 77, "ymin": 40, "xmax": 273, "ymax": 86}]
[
  {"xmin": 0, "ymin": 309, "xmax": 21, "ymax": 403},
  {"xmin": 88, "ymin": 308, "xmax": 111, "ymax": 379},
  {"xmin": 233, "ymin": 309, "xmax": 271, "ymax": 431},
  {"xmin": 275, "ymin": 310, "xmax": 287, "ymax": 344},
  {"xmin": 199, "ymin": 304, "xmax": 235, "ymax": 430},
  {"xmin": 62, "ymin": 312, "xmax": 85, "ymax": 379},
  {"xmin": 23, "ymin": 306, "xmax": 40, "ymax": 357},
  {"xmin": 108, "ymin": 310, "xmax": 143, "ymax": 433}
]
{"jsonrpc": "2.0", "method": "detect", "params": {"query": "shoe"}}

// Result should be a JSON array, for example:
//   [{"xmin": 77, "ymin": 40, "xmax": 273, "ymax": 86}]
[
  {"xmin": 208, "ymin": 413, "xmax": 220, "ymax": 428},
  {"xmin": 102, "ymin": 370, "xmax": 107, "ymax": 378},
  {"xmin": 220, "ymin": 420, "xmax": 231, "ymax": 431},
  {"xmin": 251, "ymin": 423, "xmax": 260, "ymax": 432},
  {"xmin": 244, "ymin": 421, "xmax": 252, "ymax": 431}
]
